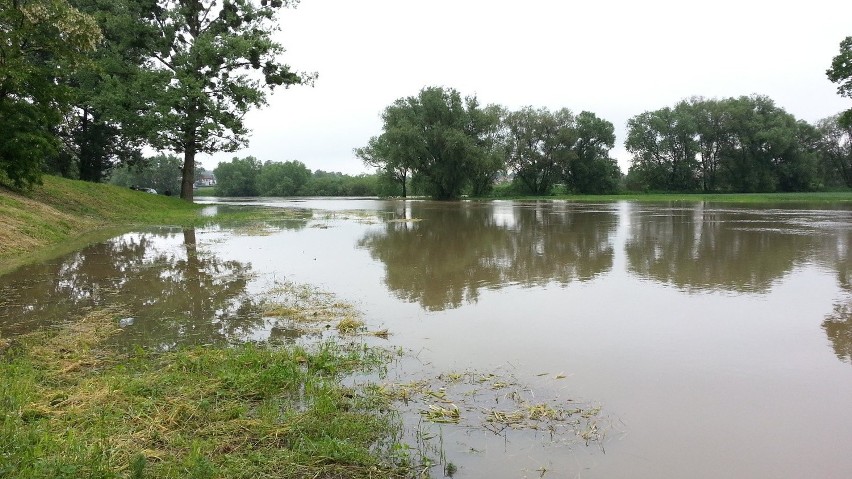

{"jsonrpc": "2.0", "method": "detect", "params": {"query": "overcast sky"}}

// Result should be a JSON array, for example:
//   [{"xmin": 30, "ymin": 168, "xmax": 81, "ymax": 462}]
[{"xmin": 195, "ymin": 0, "xmax": 852, "ymax": 175}]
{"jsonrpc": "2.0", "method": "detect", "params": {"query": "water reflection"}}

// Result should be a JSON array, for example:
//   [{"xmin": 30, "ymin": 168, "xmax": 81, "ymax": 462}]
[
  {"xmin": 625, "ymin": 204, "xmax": 815, "ymax": 292},
  {"xmin": 0, "ymin": 228, "xmax": 271, "ymax": 348},
  {"xmin": 822, "ymin": 227, "xmax": 852, "ymax": 364},
  {"xmin": 358, "ymin": 202, "xmax": 617, "ymax": 311}
]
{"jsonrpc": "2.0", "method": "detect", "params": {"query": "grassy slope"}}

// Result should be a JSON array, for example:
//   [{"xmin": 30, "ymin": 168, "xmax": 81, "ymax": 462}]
[{"xmin": 0, "ymin": 176, "xmax": 203, "ymax": 264}]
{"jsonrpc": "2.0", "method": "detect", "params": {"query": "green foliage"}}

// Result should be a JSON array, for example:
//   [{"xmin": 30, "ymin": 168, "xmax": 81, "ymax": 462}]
[
  {"xmin": 503, "ymin": 107, "xmax": 620, "ymax": 195},
  {"xmin": 355, "ymin": 135, "xmax": 410, "ymax": 196},
  {"xmin": 360, "ymin": 86, "xmax": 503, "ymax": 200},
  {"xmin": 257, "ymin": 160, "xmax": 310, "ymax": 196},
  {"xmin": 213, "ymin": 157, "xmax": 262, "ymax": 196},
  {"xmin": 0, "ymin": 0, "xmax": 101, "ymax": 188},
  {"xmin": 566, "ymin": 112, "xmax": 621, "ymax": 194},
  {"xmin": 54, "ymin": 0, "xmax": 158, "ymax": 183},
  {"xmin": 625, "ymin": 96, "xmax": 819, "ymax": 193},
  {"xmin": 816, "ymin": 114, "xmax": 852, "ymax": 188},
  {"xmin": 827, "ymin": 36, "xmax": 852, "ymax": 127},
  {"xmin": 503, "ymin": 107, "xmax": 574, "ymax": 195},
  {"xmin": 625, "ymin": 102, "xmax": 701, "ymax": 192},
  {"xmin": 139, "ymin": 0, "xmax": 311, "ymax": 201},
  {"xmin": 213, "ymin": 161, "xmax": 388, "ymax": 197},
  {"xmin": 109, "ymin": 154, "xmax": 184, "ymax": 194},
  {"xmin": 301, "ymin": 171, "xmax": 380, "ymax": 196}
]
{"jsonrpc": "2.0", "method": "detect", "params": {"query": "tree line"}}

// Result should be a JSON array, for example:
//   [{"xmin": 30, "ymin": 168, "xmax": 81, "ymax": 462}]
[
  {"xmin": 356, "ymin": 87, "xmax": 852, "ymax": 199},
  {"xmin": 210, "ymin": 156, "xmax": 399, "ymax": 197},
  {"xmin": 625, "ymin": 96, "xmax": 851, "ymax": 192},
  {"xmin": 1, "ymin": 0, "xmax": 309, "ymax": 201},
  {"xmin": 355, "ymin": 87, "xmax": 622, "ymax": 199},
  {"xmin": 2, "ymin": 0, "xmax": 851, "ymax": 200}
]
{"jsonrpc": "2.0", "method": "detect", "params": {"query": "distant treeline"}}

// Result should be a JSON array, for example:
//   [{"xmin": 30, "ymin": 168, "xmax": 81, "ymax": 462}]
[
  {"xmin": 110, "ymin": 156, "xmax": 399, "ymax": 197},
  {"xmin": 211, "ymin": 157, "xmax": 398, "ymax": 197},
  {"xmin": 101, "ymin": 91, "xmax": 852, "ymax": 199},
  {"xmin": 356, "ymin": 87, "xmax": 852, "ymax": 199},
  {"xmin": 4, "ymin": 0, "xmax": 851, "ymax": 201}
]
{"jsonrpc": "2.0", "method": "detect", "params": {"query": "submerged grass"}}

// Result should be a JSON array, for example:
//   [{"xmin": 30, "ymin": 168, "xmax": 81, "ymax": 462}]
[
  {"xmin": 378, "ymin": 368, "xmax": 605, "ymax": 448},
  {"xmin": 259, "ymin": 282, "xmax": 378, "ymax": 337},
  {"xmin": 0, "ymin": 308, "xmax": 414, "ymax": 479}
]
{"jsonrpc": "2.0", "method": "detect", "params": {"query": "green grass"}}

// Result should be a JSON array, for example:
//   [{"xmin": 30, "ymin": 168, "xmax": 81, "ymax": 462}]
[
  {"xmin": 193, "ymin": 186, "xmax": 217, "ymax": 197},
  {"xmin": 0, "ymin": 176, "xmax": 202, "ymax": 263},
  {"xmin": 0, "ymin": 176, "xmax": 293, "ymax": 270},
  {"xmin": 0, "ymin": 309, "xmax": 412, "ymax": 479}
]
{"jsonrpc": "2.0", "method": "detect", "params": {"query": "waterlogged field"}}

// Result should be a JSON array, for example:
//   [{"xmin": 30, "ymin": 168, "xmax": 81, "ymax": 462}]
[{"xmin": 2, "ymin": 198, "xmax": 852, "ymax": 478}]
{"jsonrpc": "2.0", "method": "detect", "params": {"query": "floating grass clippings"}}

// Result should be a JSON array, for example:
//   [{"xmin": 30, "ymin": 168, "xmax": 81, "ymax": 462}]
[
  {"xmin": 421, "ymin": 404, "xmax": 461, "ymax": 424},
  {"xmin": 258, "ymin": 281, "xmax": 384, "ymax": 338},
  {"xmin": 379, "ymin": 369, "xmax": 606, "ymax": 448},
  {"xmin": 0, "ymin": 309, "xmax": 416, "ymax": 479}
]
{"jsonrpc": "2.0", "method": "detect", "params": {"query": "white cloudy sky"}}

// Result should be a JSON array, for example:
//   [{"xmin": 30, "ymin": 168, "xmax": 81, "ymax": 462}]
[{"xmin": 196, "ymin": 0, "xmax": 852, "ymax": 174}]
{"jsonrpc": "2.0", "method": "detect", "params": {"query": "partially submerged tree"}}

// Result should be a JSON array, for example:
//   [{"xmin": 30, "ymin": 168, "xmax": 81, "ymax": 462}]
[
  {"xmin": 503, "ymin": 107, "xmax": 575, "ymax": 196},
  {"xmin": 504, "ymin": 107, "xmax": 619, "ymax": 195},
  {"xmin": 358, "ymin": 86, "xmax": 502, "ymax": 200},
  {"xmin": 625, "ymin": 96, "xmax": 817, "ymax": 193},
  {"xmin": 141, "ymin": 0, "xmax": 312, "ymax": 201},
  {"xmin": 355, "ymin": 135, "xmax": 410, "ymax": 197},
  {"xmin": 565, "ymin": 111, "xmax": 620, "ymax": 194}
]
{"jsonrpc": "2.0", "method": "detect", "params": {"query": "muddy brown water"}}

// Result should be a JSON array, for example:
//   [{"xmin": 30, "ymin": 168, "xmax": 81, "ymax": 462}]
[{"xmin": 2, "ymin": 199, "xmax": 852, "ymax": 478}]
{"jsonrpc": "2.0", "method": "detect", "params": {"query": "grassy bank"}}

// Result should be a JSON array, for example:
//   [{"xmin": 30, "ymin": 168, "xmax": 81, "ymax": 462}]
[
  {"xmin": 193, "ymin": 186, "xmax": 217, "ymax": 197},
  {"xmin": 0, "ymin": 176, "xmax": 295, "ymax": 271},
  {"xmin": 0, "ymin": 308, "xmax": 411, "ymax": 479},
  {"xmin": 0, "ymin": 176, "xmax": 202, "ymax": 263}
]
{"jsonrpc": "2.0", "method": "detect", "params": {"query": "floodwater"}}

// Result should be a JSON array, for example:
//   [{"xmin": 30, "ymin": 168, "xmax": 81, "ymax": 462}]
[{"xmin": 2, "ymin": 198, "xmax": 852, "ymax": 478}]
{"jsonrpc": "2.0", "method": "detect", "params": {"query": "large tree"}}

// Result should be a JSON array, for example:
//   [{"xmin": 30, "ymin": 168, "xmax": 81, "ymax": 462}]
[
  {"xmin": 564, "ymin": 111, "xmax": 620, "ymax": 194},
  {"xmin": 827, "ymin": 36, "xmax": 852, "ymax": 128},
  {"xmin": 503, "ymin": 107, "xmax": 575, "ymax": 195},
  {"xmin": 59, "ymin": 0, "xmax": 157, "ymax": 182},
  {"xmin": 816, "ymin": 114, "xmax": 852, "ymax": 188},
  {"xmin": 213, "ymin": 156, "xmax": 261, "ymax": 196},
  {"xmin": 141, "ymin": 0, "xmax": 311, "ymax": 201},
  {"xmin": 359, "ymin": 86, "xmax": 502, "ymax": 200},
  {"xmin": 109, "ymin": 153, "xmax": 183, "ymax": 194},
  {"xmin": 625, "ymin": 103, "xmax": 700, "ymax": 192},
  {"xmin": 0, "ymin": 0, "xmax": 101, "ymax": 188},
  {"xmin": 257, "ymin": 159, "xmax": 310, "ymax": 196},
  {"xmin": 625, "ymin": 96, "xmax": 817, "ymax": 193},
  {"xmin": 355, "ymin": 135, "xmax": 410, "ymax": 197}
]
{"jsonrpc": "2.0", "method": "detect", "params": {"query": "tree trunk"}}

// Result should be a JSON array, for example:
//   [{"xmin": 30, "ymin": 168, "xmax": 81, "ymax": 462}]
[{"xmin": 180, "ymin": 146, "xmax": 195, "ymax": 201}]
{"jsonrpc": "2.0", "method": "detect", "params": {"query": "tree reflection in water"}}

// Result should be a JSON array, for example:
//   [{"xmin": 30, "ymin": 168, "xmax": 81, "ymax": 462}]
[
  {"xmin": 358, "ymin": 201, "xmax": 617, "ymax": 311},
  {"xmin": 0, "ymin": 228, "xmax": 269, "ymax": 348},
  {"xmin": 823, "ymin": 232, "xmax": 852, "ymax": 364},
  {"xmin": 625, "ymin": 204, "xmax": 814, "ymax": 292}
]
